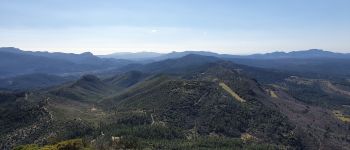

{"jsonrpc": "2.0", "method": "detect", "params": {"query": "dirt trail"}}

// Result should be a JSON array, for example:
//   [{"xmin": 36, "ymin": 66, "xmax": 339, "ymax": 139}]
[{"xmin": 151, "ymin": 114, "xmax": 155, "ymax": 125}]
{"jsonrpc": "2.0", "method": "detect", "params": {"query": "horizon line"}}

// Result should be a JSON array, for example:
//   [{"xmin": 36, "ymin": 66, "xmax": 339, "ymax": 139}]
[{"xmin": 0, "ymin": 46, "xmax": 349, "ymax": 56}]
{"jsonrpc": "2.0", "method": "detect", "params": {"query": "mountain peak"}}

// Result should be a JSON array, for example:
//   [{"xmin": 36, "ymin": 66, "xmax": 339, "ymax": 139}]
[
  {"xmin": 69, "ymin": 74, "xmax": 106, "ymax": 91},
  {"xmin": 0, "ymin": 47, "xmax": 22, "ymax": 53},
  {"xmin": 248, "ymin": 49, "xmax": 347, "ymax": 59},
  {"xmin": 80, "ymin": 52, "xmax": 94, "ymax": 56},
  {"xmin": 307, "ymin": 49, "xmax": 324, "ymax": 52},
  {"xmin": 291, "ymin": 49, "xmax": 328, "ymax": 54}
]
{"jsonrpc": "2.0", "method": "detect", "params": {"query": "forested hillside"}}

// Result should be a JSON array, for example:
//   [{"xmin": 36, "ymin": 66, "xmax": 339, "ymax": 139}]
[{"xmin": 1, "ymin": 55, "xmax": 350, "ymax": 150}]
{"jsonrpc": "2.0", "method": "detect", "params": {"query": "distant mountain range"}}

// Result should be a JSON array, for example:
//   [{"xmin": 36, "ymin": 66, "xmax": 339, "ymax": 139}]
[
  {"xmin": 2, "ymin": 54, "xmax": 350, "ymax": 149},
  {"xmin": 4, "ymin": 47, "xmax": 349, "ymax": 64},
  {"xmin": 0, "ymin": 47, "xmax": 132, "ymax": 78},
  {"xmin": 100, "ymin": 49, "xmax": 350, "ymax": 77},
  {"xmin": 100, "ymin": 49, "xmax": 350, "ymax": 60},
  {"xmin": 246, "ymin": 49, "xmax": 350, "ymax": 59},
  {"xmin": 1, "ymin": 47, "xmax": 350, "ymax": 91},
  {"xmin": 0, "ymin": 73, "xmax": 76, "ymax": 91}
]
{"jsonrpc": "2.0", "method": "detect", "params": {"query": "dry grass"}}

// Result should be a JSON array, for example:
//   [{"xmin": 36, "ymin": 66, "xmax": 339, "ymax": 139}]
[
  {"xmin": 219, "ymin": 82, "xmax": 246, "ymax": 103},
  {"xmin": 333, "ymin": 110, "xmax": 350, "ymax": 122},
  {"xmin": 240, "ymin": 133, "xmax": 256, "ymax": 142},
  {"xmin": 269, "ymin": 90, "xmax": 278, "ymax": 98}
]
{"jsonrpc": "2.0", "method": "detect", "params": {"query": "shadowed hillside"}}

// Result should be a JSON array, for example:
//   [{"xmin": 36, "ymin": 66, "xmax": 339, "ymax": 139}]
[{"xmin": 1, "ymin": 55, "xmax": 350, "ymax": 150}]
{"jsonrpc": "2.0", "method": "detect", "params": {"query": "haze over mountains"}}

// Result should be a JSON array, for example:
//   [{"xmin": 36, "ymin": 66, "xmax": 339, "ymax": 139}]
[
  {"xmin": 0, "ymin": 47, "xmax": 131, "ymax": 78},
  {"xmin": 1, "ymin": 47, "xmax": 350, "ymax": 149},
  {"xmin": 2, "ymin": 0, "xmax": 350, "ymax": 149},
  {"xmin": 101, "ymin": 48, "xmax": 350, "ymax": 60},
  {"xmin": 1, "ymin": 47, "xmax": 350, "ymax": 91}
]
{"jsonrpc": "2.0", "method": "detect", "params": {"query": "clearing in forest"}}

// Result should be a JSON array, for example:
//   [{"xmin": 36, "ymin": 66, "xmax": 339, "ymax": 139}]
[
  {"xmin": 333, "ymin": 110, "xmax": 350, "ymax": 122},
  {"xmin": 269, "ymin": 90, "xmax": 278, "ymax": 98},
  {"xmin": 219, "ymin": 82, "xmax": 246, "ymax": 103}
]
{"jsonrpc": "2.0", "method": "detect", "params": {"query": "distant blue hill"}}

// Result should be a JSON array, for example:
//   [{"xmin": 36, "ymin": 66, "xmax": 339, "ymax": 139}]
[
  {"xmin": 245, "ymin": 49, "xmax": 350, "ymax": 59},
  {"xmin": 100, "ymin": 49, "xmax": 350, "ymax": 77},
  {"xmin": 0, "ymin": 47, "xmax": 132, "ymax": 77},
  {"xmin": 2, "ymin": 47, "xmax": 350, "ymax": 78},
  {"xmin": 99, "ymin": 49, "xmax": 350, "ymax": 61},
  {"xmin": 0, "ymin": 73, "xmax": 76, "ymax": 91}
]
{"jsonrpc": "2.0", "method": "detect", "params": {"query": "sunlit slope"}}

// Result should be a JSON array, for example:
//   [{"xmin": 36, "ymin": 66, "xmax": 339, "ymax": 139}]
[{"xmin": 101, "ymin": 63, "xmax": 301, "ymax": 148}]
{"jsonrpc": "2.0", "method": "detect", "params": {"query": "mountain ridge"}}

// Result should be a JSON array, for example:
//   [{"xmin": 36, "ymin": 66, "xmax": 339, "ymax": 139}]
[
  {"xmin": 0, "ymin": 47, "xmax": 133, "ymax": 78},
  {"xmin": 99, "ymin": 49, "xmax": 350, "ymax": 60},
  {"xmin": 2, "ymin": 48, "xmax": 350, "ymax": 149}
]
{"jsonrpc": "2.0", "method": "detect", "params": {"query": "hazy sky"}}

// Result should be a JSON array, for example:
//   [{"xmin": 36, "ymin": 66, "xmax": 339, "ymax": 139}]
[{"xmin": 1, "ymin": 0, "xmax": 349, "ymax": 55}]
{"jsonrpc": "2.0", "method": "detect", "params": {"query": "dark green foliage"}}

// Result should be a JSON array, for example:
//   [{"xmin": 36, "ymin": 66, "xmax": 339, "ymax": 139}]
[
  {"xmin": 53, "ymin": 120, "xmax": 95, "ymax": 143},
  {"xmin": 282, "ymin": 81, "xmax": 350, "ymax": 106},
  {"xmin": 247, "ymin": 106, "xmax": 300, "ymax": 146},
  {"xmin": 99, "ymin": 113, "xmax": 184, "ymax": 140},
  {"xmin": 49, "ymin": 75, "xmax": 113, "ymax": 102},
  {"xmin": 100, "ymin": 124, "xmax": 184, "ymax": 140},
  {"xmin": 13, "ymin": 144, "xmax": 39, "ymax": 150},
  {"xmin": 0, "ymin": 98, "xmax": 47, "ymax": 135},
  {"xmin": 0, "ymin": 73, "xmax": 75, "ymax": 91},
  {"xmin": 14, "ymin": 139, "xmax": 90, "ymax": 150},
  {"xmin": 92, "ymin": 135, "xmax": 284, "ymax": 150},
  {"xmin": 2, "ymin": 55, "xmax": 350, "ymax": 149},
  {"xmin": 0, "ymin": 91, "xmax": 24, "ymax": 104},
  {"xmin": 103, "ymin": 71, "xmax": 148, "ymax": 88},
  {"xmin": 113, "ymin": 113, "xmax": 152, "ymax": 126},
  {"xmin": 102, "ymin": 64, "xmax": 302, "ymax": 148}
]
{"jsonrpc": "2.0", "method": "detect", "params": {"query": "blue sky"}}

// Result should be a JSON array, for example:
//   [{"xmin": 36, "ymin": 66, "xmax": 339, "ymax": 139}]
[{"xmin": 0, "ymin": 0, "xmax": 349, "ymax": 54}]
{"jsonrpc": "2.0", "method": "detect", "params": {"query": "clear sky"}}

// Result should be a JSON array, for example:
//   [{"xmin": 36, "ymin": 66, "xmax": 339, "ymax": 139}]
[{"xmin": 0, "ymin": 0, "xmax": 349, "ymax": 55}]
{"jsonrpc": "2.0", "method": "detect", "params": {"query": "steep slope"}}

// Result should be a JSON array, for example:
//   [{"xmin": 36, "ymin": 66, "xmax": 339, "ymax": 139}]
[
  {"xmin": 48, "ymin": 75, "xmax": 114, "ymax": 102},
  {"xmin": 263, "ymin": 86, "xmax": 350, "ymax": 150},
  {"xmin": 99, "ymin": 60, "xmax": 350, "ymax": 149},
  {"xmin": 101, "ymin": 63, "xmax": 302, "ymax": 148},
  {"xmin": 0, "ymin": 92, "xmax": 94, "ymax": 150},
  {"xmin": 0, "ymin": 73, "xmax": 75, "ymax": 91},
  {"xmin": 3, "ymin": 55, "xmax": 350, "ymax": 149},
  {"xmin": 277, "ymin": 76, "xmax": 350, "ymax": 106},
  {"xmin": 0, "ymin": 92, "xmax": 52, "ymax": 149},
  {"xmin": 103, "ymin": 71, "xmax": 149, "ymax": 89},
  {"xmin": 48, "ymin": 71, "xmax": 150, "ymax": 102}
]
